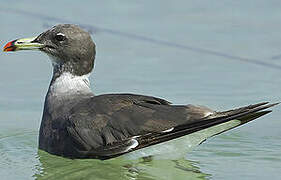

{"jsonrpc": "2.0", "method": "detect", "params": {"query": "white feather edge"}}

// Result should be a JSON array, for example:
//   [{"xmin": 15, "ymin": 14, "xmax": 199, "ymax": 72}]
[{"xmin": 122, "ymin": 119, "xmax": 242, "ymax": 160}]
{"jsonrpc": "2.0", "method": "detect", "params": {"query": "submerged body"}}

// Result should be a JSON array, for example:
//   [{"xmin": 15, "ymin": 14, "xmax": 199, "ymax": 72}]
[
  {"xmin": 3, "ymin": 24, "xmax": 277, "ymax": 159},
  {"xmin": 40, "ymin": 70, "xmax": 215, "ymax": 158}
]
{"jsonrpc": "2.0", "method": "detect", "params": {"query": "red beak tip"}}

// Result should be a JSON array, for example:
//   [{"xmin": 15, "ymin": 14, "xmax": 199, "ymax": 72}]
[{"xmin": 3, "ymin": 40, "xmax": 16, "ymax": 52}]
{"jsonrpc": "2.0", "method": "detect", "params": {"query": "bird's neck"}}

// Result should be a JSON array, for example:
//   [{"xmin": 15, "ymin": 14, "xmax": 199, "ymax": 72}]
[
  {"xmin": 46, "ymin": 55, "xmax": 94, "ymax": 98},
  {"xmin": 48, "ymin": 71, "xmax": 93, "ymax": 98},
  {"xmin": 44, "ymin": 57, "xmax": 94, "ymax": 114},
  {"xmin": 43, "ymin": 70, "xmax": 93, "ymax": 118}
]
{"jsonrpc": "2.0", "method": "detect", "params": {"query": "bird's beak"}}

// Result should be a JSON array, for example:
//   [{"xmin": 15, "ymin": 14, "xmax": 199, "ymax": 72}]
[{"xmin": 3, "ymin": 37, "xmax": 44, "ymax": 52}]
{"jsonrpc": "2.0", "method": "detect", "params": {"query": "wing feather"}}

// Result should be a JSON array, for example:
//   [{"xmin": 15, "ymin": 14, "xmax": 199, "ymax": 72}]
[{"xmin": 66, "ymin": 94, "xmax": 277, "ymax": 158}]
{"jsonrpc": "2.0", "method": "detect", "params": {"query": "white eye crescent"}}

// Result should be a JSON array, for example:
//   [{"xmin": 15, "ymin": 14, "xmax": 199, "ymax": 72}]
[
  {"xmin": 57, "ymin": 33, "xmax": 65, "ymax": 36},
  {"xmin": 55, "ymin": 33, "xmax": 66, "ymax": 41}
]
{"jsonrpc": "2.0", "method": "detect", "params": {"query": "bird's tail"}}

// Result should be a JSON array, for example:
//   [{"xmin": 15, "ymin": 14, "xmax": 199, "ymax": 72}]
[
  {"xmin": 124, "ymin": 102, "xmax": 278, "ymax": 160},
  {"xmin": 209, "ymin": 102, "xmax": 276, "ymax": 124},
  {"xmin": 139, "ymin": 102, "xmax": 278, "ymax": 147},
  {"xmin": 197, "ymin": 102, "xmax": 278, "ymax": 138},
  {"xmin": 173, "ymin": 102, "xmax": 278, "ymax": 139}
]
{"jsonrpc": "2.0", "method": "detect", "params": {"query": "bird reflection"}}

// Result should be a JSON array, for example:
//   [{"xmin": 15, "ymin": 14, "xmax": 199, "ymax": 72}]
[{"xmin": 34, "ymin": 150, "xmax": 210, "ymax": 180}]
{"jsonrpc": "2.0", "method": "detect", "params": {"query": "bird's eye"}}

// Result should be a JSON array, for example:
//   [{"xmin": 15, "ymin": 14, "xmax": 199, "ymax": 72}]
[{"xmin": 55, "ymin": 33, "xmax": 66, "ymax": 41}]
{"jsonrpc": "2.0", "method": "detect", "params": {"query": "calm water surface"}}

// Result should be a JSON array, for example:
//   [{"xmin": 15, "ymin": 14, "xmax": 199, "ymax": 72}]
[{"xmin": 0, "ymin": 1, "xmax": 281, "ymax": 179}]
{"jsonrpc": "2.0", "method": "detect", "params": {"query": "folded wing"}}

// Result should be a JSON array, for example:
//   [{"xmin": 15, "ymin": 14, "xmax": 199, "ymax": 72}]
[{"xmin": 66, "ymin": 94, "xmax": 276, "ymax": 159}]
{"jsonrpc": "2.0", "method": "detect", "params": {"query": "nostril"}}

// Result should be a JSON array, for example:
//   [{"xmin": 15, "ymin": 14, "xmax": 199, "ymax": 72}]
[
  {"xmin": 31, "ymin": 37, "xmax": 40, "ymax": 43},
  {"xmin": 31, "ymin": 39, "xmax": 38, "ymax": 43}
]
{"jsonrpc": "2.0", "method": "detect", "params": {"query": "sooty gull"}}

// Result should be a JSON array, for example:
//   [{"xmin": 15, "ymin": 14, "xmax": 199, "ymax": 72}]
[{"xmin": 3, "ymin": 24, "xmax": 278, "ymax": 159}]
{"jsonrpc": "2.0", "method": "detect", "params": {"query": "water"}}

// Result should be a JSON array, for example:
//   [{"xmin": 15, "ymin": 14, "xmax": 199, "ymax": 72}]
[{"xmin": 0, "ymin": 1, "xmax": 281, "ymax": 179}]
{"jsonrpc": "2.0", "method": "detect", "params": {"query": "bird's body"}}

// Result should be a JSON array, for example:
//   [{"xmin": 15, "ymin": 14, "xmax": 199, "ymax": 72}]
[
  {"xmin": 3, "ymin": 24, "xmax": 277, "ymax": 159},
  {"xmin": 40, "ymin": 68, "xmax": 215, "ymax": 158}
]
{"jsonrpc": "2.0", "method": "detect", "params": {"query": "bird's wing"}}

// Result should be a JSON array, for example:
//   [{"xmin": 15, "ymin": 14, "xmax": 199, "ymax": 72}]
[{"xmin": 66, "ymin": 93, "xmax": 276, "ymax": 159}]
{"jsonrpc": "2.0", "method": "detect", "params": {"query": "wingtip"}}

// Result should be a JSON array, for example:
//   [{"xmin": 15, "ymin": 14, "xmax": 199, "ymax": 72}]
[
  {"xmin": 249, "ymin": 102, "xmax": 279, "ymax": 113},
  {"xmin": 267, "ymin": 102, "xmax": 279, "ymax": 108},
  {"xmin": 269, "ymin": 102, "xmax": 280, "ymax": 107},
  {"xmin": 249, "ymin": 102, "xmax": 278, "ymax": 111}
]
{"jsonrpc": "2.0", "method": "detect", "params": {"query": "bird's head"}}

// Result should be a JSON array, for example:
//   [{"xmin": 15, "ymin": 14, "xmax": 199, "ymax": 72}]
[{"xmin": 3, "ymin": 24, "xmax": 96, "ymax": 76}]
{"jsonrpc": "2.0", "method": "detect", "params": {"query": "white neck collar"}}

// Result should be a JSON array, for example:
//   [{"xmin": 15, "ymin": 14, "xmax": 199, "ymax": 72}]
[{"xmin": 48, "ymin": 72, "xmax": 92, "ymax": 97}]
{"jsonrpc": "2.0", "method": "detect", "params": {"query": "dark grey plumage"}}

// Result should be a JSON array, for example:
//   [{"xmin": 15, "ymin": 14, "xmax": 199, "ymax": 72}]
[
  {"xmin": 4, "ymin": 24, "xmax": 277, "ymax": 159},
  {"xmin": 33, "ymin": 24, "xmax": 95, "ymax": 77},
  {"xmin": 41, "ymin": 91, "xmax": 275, "ymax": 159}
]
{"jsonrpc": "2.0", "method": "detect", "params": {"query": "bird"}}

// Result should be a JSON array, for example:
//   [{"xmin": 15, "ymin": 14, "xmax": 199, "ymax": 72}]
[{"xmin": 3, "ymin": 24, "xmax": 278, "ymax": 160}]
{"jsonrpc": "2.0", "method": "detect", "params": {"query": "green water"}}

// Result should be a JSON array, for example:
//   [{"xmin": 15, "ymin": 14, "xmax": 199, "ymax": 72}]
[{"xmin": 0, "ymin": 1, "xmax": 281, "ymax": 179}]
